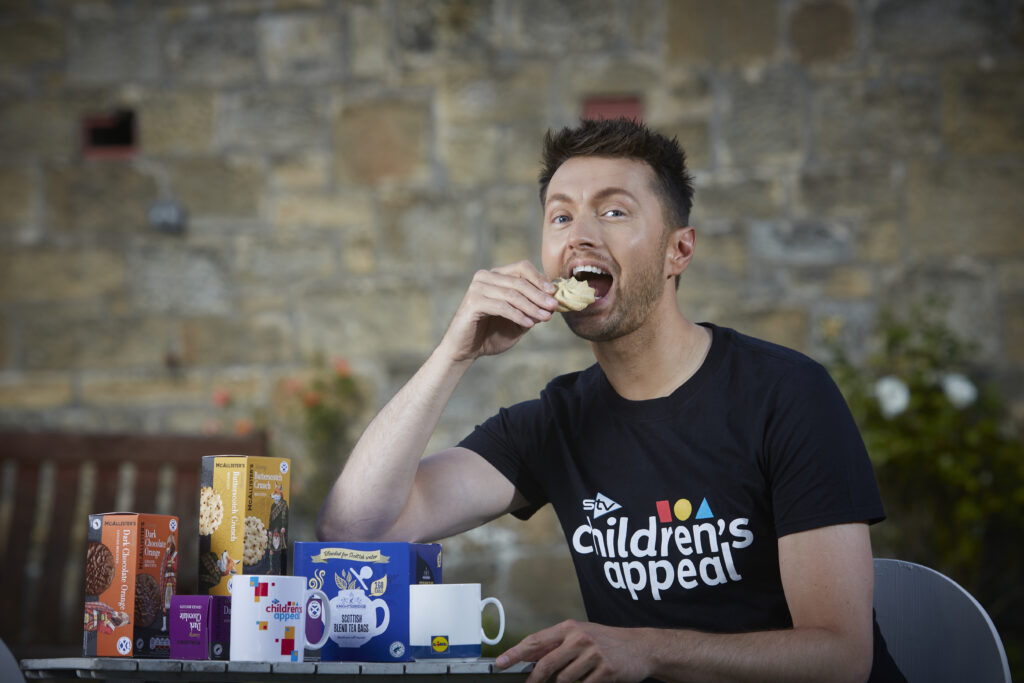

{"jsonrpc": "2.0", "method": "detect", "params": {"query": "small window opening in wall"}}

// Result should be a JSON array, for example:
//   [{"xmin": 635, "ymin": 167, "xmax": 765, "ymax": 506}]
[
  {"xmin": 582, "ymin": 96, "xmax": 644, "ymax": 122},
  {"xmin": 82, "ymin": 108, "xmax": 136, "ymax": 159}
]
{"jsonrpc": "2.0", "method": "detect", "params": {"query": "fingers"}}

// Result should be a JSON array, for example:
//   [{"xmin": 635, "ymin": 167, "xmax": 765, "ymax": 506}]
[{"xmin": 467, "ymin": 265, "xmax": 558, "ymax": 326}]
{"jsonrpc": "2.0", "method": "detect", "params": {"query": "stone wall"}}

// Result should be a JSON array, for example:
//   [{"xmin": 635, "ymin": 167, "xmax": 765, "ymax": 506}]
[{"xmin": 2, "ymin": 0, "xmax": 1023, "ymax": 638}]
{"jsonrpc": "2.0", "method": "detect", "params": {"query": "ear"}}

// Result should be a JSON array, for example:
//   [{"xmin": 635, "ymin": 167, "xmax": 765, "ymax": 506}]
[{"xmin": 664, "ymin": 226, "xmax": 695, "ymax": 280}]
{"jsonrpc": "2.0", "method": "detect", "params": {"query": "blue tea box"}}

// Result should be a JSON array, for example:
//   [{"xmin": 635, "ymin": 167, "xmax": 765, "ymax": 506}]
[{"xmin": 293, "ymin": 542, "xmax": 442, "ymax": 662}]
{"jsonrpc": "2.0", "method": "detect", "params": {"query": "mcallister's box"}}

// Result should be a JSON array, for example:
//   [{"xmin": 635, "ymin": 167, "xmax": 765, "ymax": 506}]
[
  {"xmin": 169, "ymin": 595, "xmax": 231, "ymax": 660},
  {"xmin": 83, "ymin": 512, "xmax": 179, "ymax": 658},
  {"xmin": 198, "ymin": 455, "xmax": 291, "ymax": 595},
  {"xmin": 294, "ymin": 542, "xmax": 442, "ymax": 662}
]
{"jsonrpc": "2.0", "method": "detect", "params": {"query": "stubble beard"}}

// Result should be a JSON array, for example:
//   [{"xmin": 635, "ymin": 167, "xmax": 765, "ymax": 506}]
[{"xmin": 565, "ymin": 240, "xmax": 668, "ymax": 343}]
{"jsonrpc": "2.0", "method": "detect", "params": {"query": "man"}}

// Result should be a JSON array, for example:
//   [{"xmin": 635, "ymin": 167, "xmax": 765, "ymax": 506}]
[{"xmin": 318, "ymin": 119, "xmax": 903, "ymax": 682}]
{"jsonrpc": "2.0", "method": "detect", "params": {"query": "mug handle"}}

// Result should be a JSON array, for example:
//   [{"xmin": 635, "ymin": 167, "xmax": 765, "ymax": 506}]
[
  {"xmin": 304, "ymin": 588, "xmax": 332, "ymax": 650},
  {"xmin": 370, "ymin": 598, "xmax": 390, "ymax": 636},
  {"xmin": 480, "ymin": 597, "xmax": 505, "ymax": 646}
]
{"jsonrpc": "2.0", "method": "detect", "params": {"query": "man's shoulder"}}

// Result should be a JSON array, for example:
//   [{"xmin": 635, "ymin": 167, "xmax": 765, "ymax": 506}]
[{"xmin": 712, "ymin": 324, "xmax": 825, "ymax": 374}]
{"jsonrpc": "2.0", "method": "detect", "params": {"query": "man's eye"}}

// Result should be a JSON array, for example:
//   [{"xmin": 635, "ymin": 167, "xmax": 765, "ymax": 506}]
[
  {"xmin": 552, "ymin": 215, "xmax": 571, "ymax": 224},
  {"xmin": 603, "ymin": 209, "xmax": 625, "ymax": 217}
]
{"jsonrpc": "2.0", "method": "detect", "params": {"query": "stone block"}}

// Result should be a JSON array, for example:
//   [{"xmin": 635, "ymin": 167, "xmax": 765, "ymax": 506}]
[
  {"xmin": 907, "ymin": 160, "xmax": 1024, "ymax": 259},
  {"xmin": 216, "ymin": 88, "xmax": 326, "ymax": 153},
  {"xmin": 0, "ymin": 248, "xmax": 125, "ymax": 303},
  {"xmin": 334, "ymin": 98, "xmax": 432, "ymax": 187},
  {"xmin": 235, "ymin": 233, "xmax": 337, "ymax": 284},
  {"xmin": 0, "ymin": 17, "xmax": 65, "ymax": 67},
  {"xmin": 871, "ymin": 0, "xmax": 1004, "ymax": 59},
  {"xmin": 667, "ymin": 0, "xmax": 778, "ymax": 66},
  {"xmin": 270, "ymin": 152, "xmax": 331, "ymax": 190},
  {"xmin": 295, "ymin": 287, "xmax": 435, "ymax": 356},
  {"xmin": 508, "ymin": 0, "xmax": 618, "ymax": 55},
  {"xmin": 435, "ymin": 0, "xmax": 499, "ymax": 60},
  {"xmin": 125, "ymin": 246, "xmax": 230, "ymax": 314},
  {"xmin": 68, "ymin": 16, "xmax": 160, "ymax": 84},
  {"xmin": 349, "ymin": 4, "xmax": 389, "ymax": 78},
  {"xmin": 46, "ymin": 162, "xmax": 157, "ymax": 235},
  {"xmin": 498, "ymin": 123, "xmax": 549, "ymax": 184},
  {"xmin": 181, "ymin": 314, "xmax": 292, "ymax": 366},
  {"xmin": 138, "ymin": 90, "xmax": 216, "ymax": 155},
  {"xmin": 996, "ymin": 261, "xmax": 1024, "ymax": 292},
  {"xmin": 943, "ymin": 63, "xmax": 1024, "ymax": 156},
  {"xmin": 720, "ymin": 69, "xmax": 805, "ymax": 168},
  {"xmin": 169, "ymin": 157, "xmax": 262, "ymax": 218},
  {"xmin": 259, "ymin": 13, "xmax": 343, "ymax": 83},
  {"xmin": 439, "ymin": 122, "xmax": 500, "ymax": 187},
  {"xmin": 691, "ymin": 174, "xmax": 781, "ymax": 225},
  {"xmin": 165, "ymin": 19, "xmax": 260, "ymax": 85},
  {"xmin": 0, "ymin": 99, "xmax": 79, "ymax": 162},
  {"xmin": 378, "ymin": 191, "xmax": 476, "ymax": 274},
  {"xmin": 79, "ymin": 371, "xmax": 207, "ymax": 407},
  {"xmin": 0, "ymin": 373, "xmax": 73, "ymax": 409},
  {"xmin": 657, "ymin": 120, "xmax": 711, "ymax": 172},
  {"xmin": 825, "ymin": 266, "xmax": 874, "ymax": 299},
  {"xmin": 750, "ymin": 219, "xmax": 854, "ymax": 265},
  {"xmin": 734, "ymin": 307, "xmax": 811, "ymax": 354},
  {"xmin": 813, "ymin": 74, "xmax": 942, "ymax": 162},
  {"xmin": 789, "ymin": 1, "xmax": 855, "ymax": 64},
  {"xmin": 22, "ymin": 313, "xmax": 174, "ymax": 371},
  {"xmin": 272, "ymin": 191, "xmax": 374, "ymax": 230},
  {"xmin": 439, "ymin": 63, "xmax": 550, "ymax": 126},
  {"xmin": 489, "ymin": 185, "xmax": 541, "ymax": 267},
  {"xmin": 0, "ymin": 169, "xmax": 33, "ymax": 227},
  {"xmin": 796, "ymin": 163, "xmax": 903, "ymax": 223}
]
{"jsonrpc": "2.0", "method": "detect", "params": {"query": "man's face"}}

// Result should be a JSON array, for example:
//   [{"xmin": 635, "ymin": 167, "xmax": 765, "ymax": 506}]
[{"xmin": 541, "ymin": 156, "xmax": 673, "ymax": 342}]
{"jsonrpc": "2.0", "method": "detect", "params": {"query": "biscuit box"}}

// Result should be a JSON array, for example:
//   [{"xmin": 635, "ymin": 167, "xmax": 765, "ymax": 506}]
[
  {"xmin": 198, "ymin": 455, "xmax": 291, "ymax": 595},
  {"xmin": 169, "ymin": 595, "xmax": 231, "ymax": 660},
  {"xmin": 83, "ymin": 512, "xmax": 179, "ymax": 658},
  {"xmin": 294, "ymin": 542, "xmax": 442, "ymax": 662}
]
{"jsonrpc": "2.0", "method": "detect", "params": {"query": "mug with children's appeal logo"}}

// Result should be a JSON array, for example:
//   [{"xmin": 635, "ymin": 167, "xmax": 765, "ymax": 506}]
[
  {"xmin": 228, "ymin": 575, "xmax": 330, "ymax": 662},
  {"xmin": 408, "ymin": 583, "xmax": 505, "ymax": 659}
]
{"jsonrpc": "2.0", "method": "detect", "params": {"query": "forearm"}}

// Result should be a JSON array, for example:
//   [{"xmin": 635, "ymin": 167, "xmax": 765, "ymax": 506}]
[
  {"xmin": 316, "ymin": 344, "xmax": 471, "ymax": 541},
  {"xmin": 645, "ymin": 626, "xmax": 871, "ymax": 683}
]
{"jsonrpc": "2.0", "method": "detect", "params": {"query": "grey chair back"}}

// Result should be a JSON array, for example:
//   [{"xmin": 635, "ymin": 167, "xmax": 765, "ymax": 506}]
[
  {"xmin": 1, "ymin": 637, "xmax": 26, "ymax": 683},
  {"xmin": 873, "ymin": 558, "xmax": 1011, "ymax": 683}
]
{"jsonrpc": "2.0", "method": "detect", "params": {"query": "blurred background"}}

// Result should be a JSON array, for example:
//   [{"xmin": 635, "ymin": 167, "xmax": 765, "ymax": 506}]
[{"xmin": 1, "ymin": 0, "xmax": 1022, "ymax": 673}]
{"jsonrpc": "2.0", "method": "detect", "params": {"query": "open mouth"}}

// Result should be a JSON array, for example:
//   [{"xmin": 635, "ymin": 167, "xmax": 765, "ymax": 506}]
[{"xmin": 572, "ymin": 265, "xmax": 613, "ymax": 300}]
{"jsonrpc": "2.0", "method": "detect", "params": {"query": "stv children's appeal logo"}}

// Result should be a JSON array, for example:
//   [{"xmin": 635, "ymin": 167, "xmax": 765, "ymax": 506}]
[{"xmin": 572, "ymin": 493, "xmax": 754, "ymax": 601}]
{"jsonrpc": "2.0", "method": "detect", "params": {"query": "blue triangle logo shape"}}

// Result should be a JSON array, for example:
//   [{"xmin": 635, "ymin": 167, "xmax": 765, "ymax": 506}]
[{"xmin": 695, "ymin": 498, "xmax": 713, "ymax": 519}]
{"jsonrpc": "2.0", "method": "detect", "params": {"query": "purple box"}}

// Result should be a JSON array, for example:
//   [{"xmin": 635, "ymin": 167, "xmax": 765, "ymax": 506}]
[{"xmin": 169, "ymin": 595, "xmax": 230, "ymax": 660}]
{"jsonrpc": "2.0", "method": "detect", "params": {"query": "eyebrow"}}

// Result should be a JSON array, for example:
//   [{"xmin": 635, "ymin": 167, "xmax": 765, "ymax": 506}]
[{"xmin": 545, "ymin": 186, "xmax": 640, "ymax": 208}]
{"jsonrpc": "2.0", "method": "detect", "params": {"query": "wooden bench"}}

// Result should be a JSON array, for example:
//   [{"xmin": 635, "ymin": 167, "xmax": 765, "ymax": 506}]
[{"xmin": 0, "ymin": 430, "xmax": 267, "ymax": 658}]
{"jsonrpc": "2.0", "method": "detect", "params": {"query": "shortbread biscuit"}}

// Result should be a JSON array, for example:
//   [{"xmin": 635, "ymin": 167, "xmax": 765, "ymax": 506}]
[
  {"xmin": 552, "ymin": 276, "xmax": 596, "ymax": 312},
  {"xmin": 199, "ymin": 486, "xmax": 223, "ymax": 536},
  {"xmin": 243, "ymin": 515, "xmax": 268, "ymax": 565}
]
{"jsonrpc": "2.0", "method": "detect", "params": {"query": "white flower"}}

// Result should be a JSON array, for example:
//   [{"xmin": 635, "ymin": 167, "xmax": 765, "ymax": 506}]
[
  {"xmin": 875, "ymin": 375, "xmax": 910, "ymax": 419},
  {"xmin": 942, "ymin": 372, "xmax": 977, "ymax": 409}
]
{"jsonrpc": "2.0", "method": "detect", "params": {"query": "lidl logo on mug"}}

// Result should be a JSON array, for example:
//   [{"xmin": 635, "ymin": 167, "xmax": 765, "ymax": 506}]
[{"xmin": 430, "ymin": 635, "xmax": 449, "ymax": 653}]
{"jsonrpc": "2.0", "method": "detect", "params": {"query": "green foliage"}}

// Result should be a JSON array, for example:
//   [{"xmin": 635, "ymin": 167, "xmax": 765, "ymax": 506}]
[
  {"xmin": 282, "ymin": 356, "xmax": 366, "ymax": 531},
  {"xmin": 824, "ymin": 300, "xmax": 1024, "ymax": 671}
]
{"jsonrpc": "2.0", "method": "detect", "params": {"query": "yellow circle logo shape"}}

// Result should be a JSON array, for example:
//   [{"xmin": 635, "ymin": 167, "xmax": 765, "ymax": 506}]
[
  {"xmin": 673, "ymin": 498, "xmax": 692, "ymax": 521},
  {"xmin": 431, "ymin": 636, "xmax": 449, "ymax": 653}
]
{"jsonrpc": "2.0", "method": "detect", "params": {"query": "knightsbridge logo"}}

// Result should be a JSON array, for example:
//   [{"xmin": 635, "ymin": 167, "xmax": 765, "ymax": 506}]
[{"xmin": 572, "ymin": 494, "xmax": 754, "ymax": 601}]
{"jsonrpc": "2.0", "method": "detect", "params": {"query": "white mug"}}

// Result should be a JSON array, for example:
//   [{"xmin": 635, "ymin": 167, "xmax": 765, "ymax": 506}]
[
  {"xmin": 409, "ymin": 583, "xmax": 505, "ymax": 659},
  {"xmin": 228, "ymin": 575, "xmax": 330, "ymax": 662}
]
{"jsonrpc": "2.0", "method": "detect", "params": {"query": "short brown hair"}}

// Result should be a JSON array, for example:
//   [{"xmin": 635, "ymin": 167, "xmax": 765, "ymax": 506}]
[{"xmin": 538, "ymin": 118, "xmax": 695, "ymax": 230}]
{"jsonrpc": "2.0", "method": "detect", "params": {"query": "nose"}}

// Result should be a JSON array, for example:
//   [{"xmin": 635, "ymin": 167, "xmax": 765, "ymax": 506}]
[{"xmin": 566, "ymin": 214, "xmax": 601, "ymax": 251}]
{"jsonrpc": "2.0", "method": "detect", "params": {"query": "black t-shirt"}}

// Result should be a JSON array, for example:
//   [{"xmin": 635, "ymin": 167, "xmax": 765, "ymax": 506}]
[{"xmin": 460, "ymin": 324, "xmax": 905, "ymax": 680}]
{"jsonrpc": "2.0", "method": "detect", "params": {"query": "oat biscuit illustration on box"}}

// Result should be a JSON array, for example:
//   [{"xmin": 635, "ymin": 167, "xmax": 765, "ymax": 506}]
[{"xmin": 199, "ymin": 456, "xmax": 290, "ymax": 594}]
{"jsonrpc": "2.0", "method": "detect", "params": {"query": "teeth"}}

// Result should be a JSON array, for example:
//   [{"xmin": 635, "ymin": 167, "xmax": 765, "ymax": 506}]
[{"xmin": 572, "ymin": 265, "xmax": 607, "ymax": 277}]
